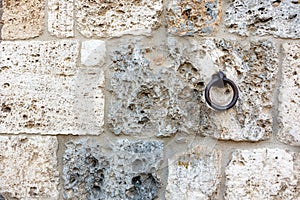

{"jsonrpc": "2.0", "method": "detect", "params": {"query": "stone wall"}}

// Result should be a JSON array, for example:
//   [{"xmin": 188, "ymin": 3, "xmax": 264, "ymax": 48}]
[{"xmin": 0, "ymin": 0, "xmax": 299, "ymax": 199}]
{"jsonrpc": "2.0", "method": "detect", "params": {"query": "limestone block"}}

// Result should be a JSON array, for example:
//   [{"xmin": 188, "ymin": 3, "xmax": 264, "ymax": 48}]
[
  {"xmin": 166, "ymin": 0, "xmax": 221, "ymax": 36},
  {"xmin": 166, "ymin": 146, "xmax": 221, "ymax": 200},
  {"xmin": 108, "ymin": 44, "xmax": 202, "ymax": 137},
  {"xmin": 168, "ymin": 38, "xmax": 278, "ymax": 141},
  {"xmin": 0, "ymin": 135, "xmax": 59, "ymax": 199},
  {"xmin": 81, "ymin": 40, "xmax": 106, "ymax": 67},
  {"xmin": 0, "ymin": 2, "xmax": 3, "ymax": 39},
  {"xmin": 225, "ymin": 0, "xmax": 300, "ymax": 38},
  {"xmin": 278, "ymin": 43, "xmax": 300, "ymax": 146},
  {"xmin": 1, "ymin": 0, "xmax": 44, "ymax": 40},
  {"xmin": 225, "ymin": 148, "xmax": 300, "ymax": 200},
  {"xmin": 48, "ymin": 0, "xmax": 74, "ymax": 38},
  {"xmin": 75, "ymin": 0, "xmax": 163, "ymax": 38},
  {"xmin": 0, "ymin": 41, "xmax": 105, "ymax": 135},
  {"xmin": 63, "ymin": 139, "xmax": 163, "ymax": 200}
]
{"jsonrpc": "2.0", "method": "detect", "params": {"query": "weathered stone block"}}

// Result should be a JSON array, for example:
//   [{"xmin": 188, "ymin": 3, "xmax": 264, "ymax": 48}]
[
  {"xmin": 168, "ymin": 38, "xmax": 278, "ymax": 141},
  {"xmin": 75, "ymin": 0, "xmax": 163, "ymax": 38},
  {"xmin": 225, "ymin": 0, "xmax": 300, "ymax": 38},
  {"xmin": 108, "ymin": 44, "xmax": 202, "ymax": 137},
  {"xmin": 278, "ymin": 43, "xmax": 300, "ymax": 146},
  {"xmin": 48, "ymin": 0, "xmax": 74, "ymax": 38},
  {"xmin": 81, "ymin": 40, "xmax": 106, "ymax": 67},
  {"xmin": 63, "ymin": 139, "xmax": 163, "ymax": 200},
  {"xmin": 225, "ymin": 148, "xmax": 300, "ymax": 200},
  {"xmin": 166, "ymin": 146, "xmax": 221, "ymax": 200},
  {"xmin": 0, "ymin": 135, "xmax": 59, "ymax": 199},
  {"xmin": 0, "ymin": 41, "xmax": 105, "ymax": 135},
  {"xmin": 166, "ymin": 0, "xmax": 221, "ymax": 36},
  {"xmin": 1, "ymin": 0, "xmax": 44, "ymax": 40}
]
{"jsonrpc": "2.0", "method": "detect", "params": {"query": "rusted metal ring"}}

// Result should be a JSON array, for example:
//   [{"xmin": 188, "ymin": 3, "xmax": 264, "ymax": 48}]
[{"xmin": 205, "ymin": 74, "xmax": 239, "ymax": 111}]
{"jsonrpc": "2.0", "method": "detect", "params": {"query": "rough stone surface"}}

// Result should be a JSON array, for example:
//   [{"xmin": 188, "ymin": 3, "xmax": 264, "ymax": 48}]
[
  {"xmin": 81, "ymin": 40, "xmax": 106, "ymax": 67},
  {"xmin": 48, "ymin": 0, "xmax": 74, "ymax": 38},
  {"xmin": 0, "ymin": 135, "xmax": 59, "ymax": 199},
  {"xmin": 225, "ymin": 148, "xmax": 300, "ymax": 200},
  {"xmin": 0, "ymin": 1, "xmax": 3, "ymax": 39},
  {"xmin": 1, "ymin": 0, "xmax": 44, "ymax": 40},
  {"xmin": 278, "ymin": 43, "xmax": 300, "ymax": 146},
  {"xmin": 75, "ymin": 0, "xmax": 163, "ymax": 38},
  {"xmin": 168, "ymin": 38, "xmax": 278, "ymax": 141},
  {"xmin": 225, "ymin": 0, "xmax": 300, "ymax": 38},
  {"xmin": 0, "ymin": 40, "xmax": 105, "ymax": 135},
  {"xmin": 166, "ymin": 0, "xmax": 222, "ymax": 36},
  {"xmin": 108, "ymin": 44, "xmax": 202, "ymax": 137},
  {"xmin": 63, "ymin": 139, "xmax": 163, "ymax": 200},
  {"xmin": 166, "ymin": 146, "xmax": 221, "ymax": 200}
]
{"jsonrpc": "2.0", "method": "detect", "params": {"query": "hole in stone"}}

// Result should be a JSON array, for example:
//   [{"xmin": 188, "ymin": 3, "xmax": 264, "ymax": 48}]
[
  {"xmin": 1, "ymin": 105, "xmax": 11, "ymax": 113},
  {"xmin": 132, "ymin": 176, "xmax": 142, "ymax": 186},
  {"xmin": 3, "ymin": 83, "xmax": 10, "ymax": 88},
  {"xmin": 138, "ymin": 117, "xmax": 149, "ymax": 124},
  {"xmin": 293, "ymin": 71, "xmax": 297, "ymax": 75},
  {"xmin": 23, "ymin": 114, "xmax": 28, "ymax": 120},
  {"xmin": 29, "ymin": 187, "xmax": 38, "ymax": 196}
]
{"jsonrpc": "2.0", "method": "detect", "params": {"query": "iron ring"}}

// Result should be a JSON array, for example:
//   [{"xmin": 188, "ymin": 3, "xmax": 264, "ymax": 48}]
[{"xmin": 205, "ymin": 76, "xmax": 239, "ymax": 111}]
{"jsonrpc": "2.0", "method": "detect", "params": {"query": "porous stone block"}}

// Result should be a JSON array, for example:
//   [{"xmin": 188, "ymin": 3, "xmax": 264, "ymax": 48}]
[
  {"xmin": 1, "ymin": 0, "xmax": 44, "ymax": 40},
  {"xmin": 63, "ymin": 139, "xmax": 163, "ymax": 200},
  {"xmin": 278, "ymin": 43, "xmax": 300, "ymax": 146},
  {"xmin": 166, "ymin": 146, "xmax": 221, "ymax": 200},
  {"xmin": 81, "ymin": 40, "xmax": 106, "ymax": 67},
  {"xmin": 75, "ymin": 0, "xmax": 163, "ymax": 38},
  {"xmin": 48, "ymin": 0, "xmax": 74, "ymax": 38},
  {"xmin": 225, "ymin": 0, "xmax": 300, "ymax": 38},
  {"xmin": 166, "ymin": 0, "xmax": 222, "ymax": 36},
  {"xmin": 225, "ymin": 148, "xmax": 300, "ymax": 200},
  {"xmin": 0, "ymin": 135, "xmax": 59, "ymax": 199},
  {"xmin": 108, "ymin": 44, "xmax": 201, "ymax": 137},
  {"xmin": 0, "ymin": 41, "xmax": 105, "ymax": 135},
  {"xmin": 0, "ymin": 2, "xmax": 3, "ymax": 39},
  {"xmin": 168, "ymin": 38, "xmax": 278, "ymax": 141}
]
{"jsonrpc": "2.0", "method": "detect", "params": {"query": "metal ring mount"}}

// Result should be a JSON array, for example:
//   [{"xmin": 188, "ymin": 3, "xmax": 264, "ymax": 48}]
[{"xmin": 205, "ymin": 71, "xmax": 239, "ymax": 111}]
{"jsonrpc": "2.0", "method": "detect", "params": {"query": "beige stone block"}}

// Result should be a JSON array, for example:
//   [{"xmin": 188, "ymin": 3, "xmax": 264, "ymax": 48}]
[
  {"xmin": 48, "ymin": 0, "xmax": 74, "ymax": 38},
  {"xmin": 166, "ymin": 0, "xmax": 221, "ymax": 36},
  {"xmin": 75, "ymin": 0, "xmax": 163, "ymax": 38},
  {"xmin": 1, "ymin": 0, "xmax": 44, "ymax": 40},
  {"xmin": 0, "ymin": 135, "xmax": 59, "ymax": 199},
  {"xmin": 81, "ymin": 40, "xmax": 106, "ymax": 67},
  {"xmin": 225, "ymin": 0, "xmax": 300, "ymax": 38},
  {"xmin": 278, "ymin": 43, "xmax": 300, "ymax": 146},
  {"xmin": 166, "ymin": 146, "xmax": 221, "ymax": 200},
  {"xmin": 0, "ymin": 41, "xmax": 105, "ymax": 135},
  {"xmin": 225, "ymin": 148, "xmax": 300, "ymax": 200},
  {"xmin": 168, "ymin": 38, "xmax": 278, "ymax": 141}
]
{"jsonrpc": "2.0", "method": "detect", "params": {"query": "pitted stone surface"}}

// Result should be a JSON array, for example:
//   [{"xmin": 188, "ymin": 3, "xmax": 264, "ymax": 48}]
[
  {"xmin": 108, "ymin": 44, "xmax": 202, "ymax": 137},
  {"xmin": 0, "ymin": 41, "xmax": 105, "ymax": 134},
  {"xmin": 168, "ymin": 38, "xmax": 278, "ymax": 141},
  {"xmin": 278, "ymin": 43, "xmax": 300, "ymax": 146},
  {"xmin": 1, "ymin": 0, "xmax": 44, "ymax": 40},
  {"xmin": 63, "ymin": 139, "xmax": 163, "ymax": 200},
  {"xmin": 48, "ymin": 0, "xmax": 74, "ymax": 38},
  {"xmin": 225, "ymin": 148, "xmax": 300, "ymax": 200},
  {"xmin": 81, "ymin": 40, "xmax": 106, "ymax": 67},
  {"xmin": 75, "ymin": 0, "xmax": 163, "ymax": 38},
  {"xmin": 166, "ymin": 0, "xmax": 221, "ymax": 36},
  {"xmin": 0, "ymin": 135, "xmax": 59, "ymax": 199},
  {"xmin": 225, "ymin": 0, "xmax": 300, "ymax": 38},
  {"xmin": 166, "ymin": 146, "xmax": 221, "ymax": 200}
]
